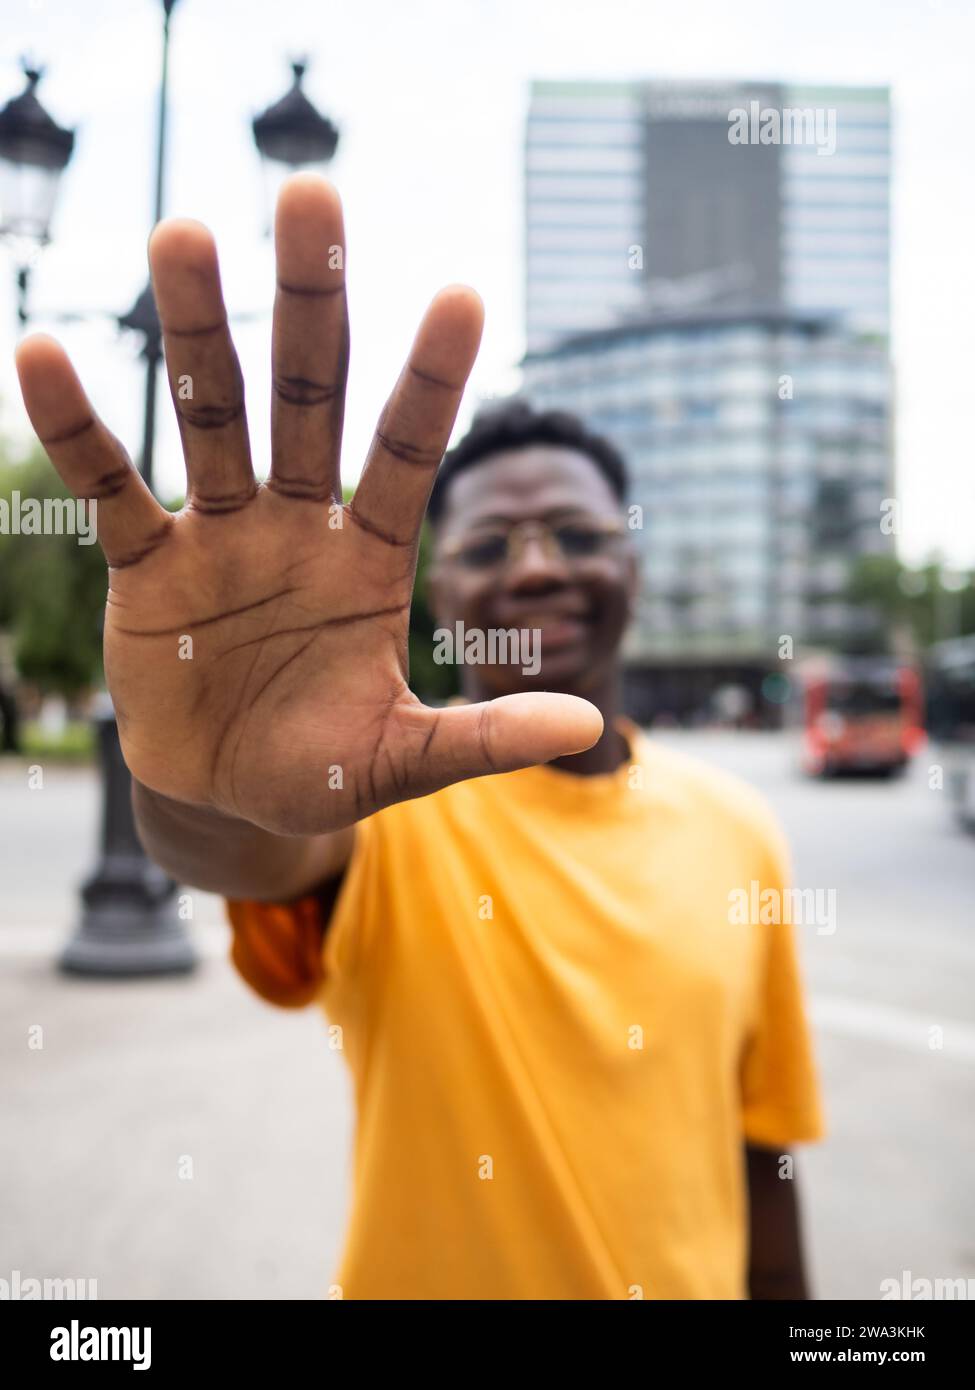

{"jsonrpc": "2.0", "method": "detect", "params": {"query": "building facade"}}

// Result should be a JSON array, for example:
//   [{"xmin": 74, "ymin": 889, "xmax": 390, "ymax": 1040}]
[
  {"xmin": 522, "ymin": 78, "xmax": 893, "ymax": 720},
  {"xmin": 525, "ymin": 79, "xmax": 890, "ymax": 351},
  {"xmin": 521, "ymin": 311, "xmax": 893, "ymax": 721}
]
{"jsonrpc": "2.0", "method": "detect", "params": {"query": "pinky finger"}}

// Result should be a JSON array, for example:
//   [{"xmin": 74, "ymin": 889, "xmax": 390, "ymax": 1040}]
[{"xmin": 15, "ymin": 334, "xmax": 173, "ymax": 569}]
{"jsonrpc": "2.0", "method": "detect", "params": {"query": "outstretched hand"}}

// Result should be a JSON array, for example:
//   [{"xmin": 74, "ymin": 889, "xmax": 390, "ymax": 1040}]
[{"xmin": 15, "ymin": 176, "xmax": 601, "ymax": 836}]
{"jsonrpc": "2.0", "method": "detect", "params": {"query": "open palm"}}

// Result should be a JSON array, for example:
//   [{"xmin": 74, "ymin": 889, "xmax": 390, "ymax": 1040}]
[{"xmin": 15, "ymin": 176, "xmax": 600, "ymax": 836}]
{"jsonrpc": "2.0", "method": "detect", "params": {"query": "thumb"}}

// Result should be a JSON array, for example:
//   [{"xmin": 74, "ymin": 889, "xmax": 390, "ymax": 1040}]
[{"xmin": 416, "ymin": 691, "xmax": 604, "ymax": 791}]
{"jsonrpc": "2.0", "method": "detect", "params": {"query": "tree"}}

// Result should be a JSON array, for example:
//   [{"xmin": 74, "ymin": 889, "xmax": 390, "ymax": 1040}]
[
  {"xmin": 844, "ymin": 553, "xmax": 975, "ymax": 653},
  {"xmin": 409, "ymin": 521, "xmax": 459, "ymax": 702},
  {"xmin": 0, "ymin": 447, "xmax": 107, "ymax": 699}
]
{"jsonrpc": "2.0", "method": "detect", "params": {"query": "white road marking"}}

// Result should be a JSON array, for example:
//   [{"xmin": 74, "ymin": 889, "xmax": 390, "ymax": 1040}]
[{"xmin": 811, "ymin": 994, "xmax": 975, "ymax": 1063}]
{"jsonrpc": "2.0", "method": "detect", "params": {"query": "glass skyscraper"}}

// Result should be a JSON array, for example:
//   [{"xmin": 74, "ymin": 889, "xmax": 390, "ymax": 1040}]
[
  {"xmin": 522, "ymin": 311, "xmax": 891, "ymax": 666},
  {"xmin": 525, "ymin": 79, "xmax": 890, "ymax": 351},
  {"xmin": 522, "ymin": 79, "xmax": 893, "ymax": 717}
]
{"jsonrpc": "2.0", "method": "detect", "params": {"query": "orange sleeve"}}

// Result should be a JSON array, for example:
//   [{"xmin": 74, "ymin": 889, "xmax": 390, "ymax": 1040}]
[{"xmin": 225, "ymin": 895, "xmax": 327, "ymax": 1009}]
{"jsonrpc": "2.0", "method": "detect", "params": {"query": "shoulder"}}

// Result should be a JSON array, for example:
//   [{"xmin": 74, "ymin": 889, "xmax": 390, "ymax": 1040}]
[{"xmin": 637, "ymin": 733, "xmax": 791, "ymax": 875}]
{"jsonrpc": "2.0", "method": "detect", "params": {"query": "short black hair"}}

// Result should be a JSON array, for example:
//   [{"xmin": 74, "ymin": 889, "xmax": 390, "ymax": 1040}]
[{"xmin": 427, "ymin": 398, "xmax": 628, "ymax": 524}]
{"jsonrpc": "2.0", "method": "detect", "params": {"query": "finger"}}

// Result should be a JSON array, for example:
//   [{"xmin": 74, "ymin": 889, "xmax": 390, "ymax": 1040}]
[
  {"xmin": 412, "ymin": 692, "xmax": 603, "ymax": 791},
  {"xmin": 350, "ymin": 284, "xmax": 483, "ymax": 549},
  {"xmin": 149, "ymin": 219, "xmax": 256, "ymax": 513},
  {"xmin": 15, "ymin": 334, "xmax": 173, "ymax": 569},
  {"xmin": 270, "ymin": 174, "xmax": 349, "ymax": 502}
]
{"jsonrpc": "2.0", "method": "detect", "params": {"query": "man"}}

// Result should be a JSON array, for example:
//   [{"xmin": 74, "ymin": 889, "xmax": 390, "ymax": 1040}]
[{"xmin": 16, "ymin": 174, "xmax": 824, "ymax": 1301}]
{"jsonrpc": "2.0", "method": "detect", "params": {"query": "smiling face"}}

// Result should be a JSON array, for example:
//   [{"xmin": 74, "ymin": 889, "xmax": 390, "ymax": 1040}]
[{"xmin": 427, "ymin": 445, "xmax": 638, "ymax": 699}]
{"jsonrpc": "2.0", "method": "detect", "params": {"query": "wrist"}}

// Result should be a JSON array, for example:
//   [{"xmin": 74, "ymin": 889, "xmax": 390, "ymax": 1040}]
[{"xmin": 131, "ymin": 778, "xmax": 317, "ymax": 899}]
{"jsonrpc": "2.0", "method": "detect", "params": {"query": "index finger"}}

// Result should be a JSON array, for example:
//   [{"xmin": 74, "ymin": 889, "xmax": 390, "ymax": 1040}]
[
  {"xmin": 349, "ymin": 285, "xmax": 483, "ymax": 550},
  {"xmin": 15, "ymin": 335, "xmax": 173, "ymax": 569}
]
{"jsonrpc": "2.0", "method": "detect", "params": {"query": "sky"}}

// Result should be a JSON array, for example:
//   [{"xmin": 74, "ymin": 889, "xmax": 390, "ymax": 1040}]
[{"xmin": 0, "ymin": 0, "xmax": 972, "ymax": 566}]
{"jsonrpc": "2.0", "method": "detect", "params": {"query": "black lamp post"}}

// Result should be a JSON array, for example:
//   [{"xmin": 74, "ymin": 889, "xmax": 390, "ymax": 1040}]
[
  {"xmin": 62, "ymin": 0, "xmax": 193, "ymax": 976},
  {"xmin": 118, "ymin": 0, "xmax": 178, "ymax": 497},
  {"xmin": 0, "ymin": 60, "xmax": 75, "ymax": 325},
  {"xmin": 0, "ymin": 63, "xmax": 73, "ymax": 757},
  {"xmin": 64, "ymin": 29, "xmax": 341, "ymax": 976}
]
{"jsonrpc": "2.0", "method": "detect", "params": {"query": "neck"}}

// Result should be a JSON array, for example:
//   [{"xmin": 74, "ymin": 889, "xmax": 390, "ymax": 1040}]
[
  {"xmin": 549, "ymin": 673, "xmax": 628, "ymax": 776},
  {"xmin": 465, "ymin": 670, "xmax": 628, "ymax": 777}
]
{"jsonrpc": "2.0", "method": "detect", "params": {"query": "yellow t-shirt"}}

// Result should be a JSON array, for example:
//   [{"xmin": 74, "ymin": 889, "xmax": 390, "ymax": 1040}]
[{"xmin": 229, "ymin": 724, "xmax": 824, "ymax": 1300}]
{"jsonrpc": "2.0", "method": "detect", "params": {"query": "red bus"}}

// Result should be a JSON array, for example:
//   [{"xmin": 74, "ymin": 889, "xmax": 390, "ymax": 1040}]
[{"xmin": 798, "ymin": 656, "xmax": 924, "ymax": 777}]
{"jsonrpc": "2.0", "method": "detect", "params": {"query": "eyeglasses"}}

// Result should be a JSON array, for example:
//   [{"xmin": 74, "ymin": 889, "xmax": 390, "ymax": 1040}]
[{"xmin": 439, "ymin": 516, "xmax": 627, "ymax": 571}]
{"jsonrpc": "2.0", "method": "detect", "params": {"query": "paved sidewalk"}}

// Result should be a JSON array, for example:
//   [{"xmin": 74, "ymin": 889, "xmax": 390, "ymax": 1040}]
[
  {"xmin": 1, "ymin": 745, "xmax": 973, "ymax": 1299},
  {"xmin": 1, "ymin": 947, "xmax": 352, "ymax": 1299},
  {"xmin": 1, "ymin": 759, "xmax": 351, "ymax": 1299}
]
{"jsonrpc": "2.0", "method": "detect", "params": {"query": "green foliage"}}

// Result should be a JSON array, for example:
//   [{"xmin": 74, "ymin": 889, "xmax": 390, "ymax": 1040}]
[
  {"xmin": 0, "ymin": 449, "xmax": 107, "ymax": 697},
  {"xmin": 409, "ymin": 522, "xmax": 458, "ymax": 702},
  {"xmin": 20, "ymin": 719, "xmax": 96, "ymax": 762},
  {"xmin": 845, "ymin": 553, "xmax": 975, "ymax": 652}
]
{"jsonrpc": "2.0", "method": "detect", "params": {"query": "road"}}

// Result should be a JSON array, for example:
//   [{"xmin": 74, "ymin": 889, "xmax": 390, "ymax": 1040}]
[{"xmin": 0, "ymin": 731, "xmax": 973, "ymax": 1300}]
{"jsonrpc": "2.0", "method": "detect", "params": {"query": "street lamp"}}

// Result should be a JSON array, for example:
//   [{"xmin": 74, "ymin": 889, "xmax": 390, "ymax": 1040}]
[
  {"xmin": 0, "ymin": 60, "xmax": 75, "ymax": 325},
  {"xmin": 252, "ymin": 60, "xmax": 339, "ymax": 234}
]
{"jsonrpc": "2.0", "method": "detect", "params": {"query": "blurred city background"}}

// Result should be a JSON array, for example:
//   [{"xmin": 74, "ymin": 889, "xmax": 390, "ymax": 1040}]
[{"xmin": 1, "ymin": 0, "xmax": 973, "ymax": 1299}]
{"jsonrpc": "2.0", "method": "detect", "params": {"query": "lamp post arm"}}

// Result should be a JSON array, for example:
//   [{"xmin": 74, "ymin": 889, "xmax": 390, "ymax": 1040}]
[{"xmin": 154, "ymin": 1, "xmax": 178, "ymax": 226}]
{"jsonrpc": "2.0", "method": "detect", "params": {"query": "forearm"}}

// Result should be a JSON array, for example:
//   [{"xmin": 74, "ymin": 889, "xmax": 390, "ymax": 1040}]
[
  {"xmin": 746, "ymin": 1145, "xmax": 810, "ymax": 1300},
  {"xmin": 132, "ymin": 779, "xmax": 354, "ymax": 901}
]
